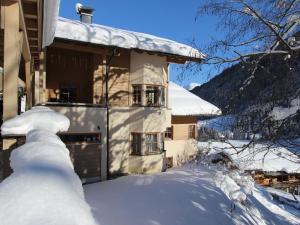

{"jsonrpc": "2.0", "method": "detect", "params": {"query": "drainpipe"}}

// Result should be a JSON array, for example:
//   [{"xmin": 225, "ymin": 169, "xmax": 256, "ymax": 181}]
[{"xmin": 105, "ymin": 48, "xmax": 117, "ymax": 180}]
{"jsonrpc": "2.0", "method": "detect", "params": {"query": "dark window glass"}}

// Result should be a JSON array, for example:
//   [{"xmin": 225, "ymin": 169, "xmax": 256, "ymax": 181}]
[
  {"xmin": 146, "ymin": 86, "xmax": 159, "ymax": 106},
  {"xmin": 165, "ymin": 127, "xmax": 173, "ymax": 139},
  {"xmin": 188, "ymin": 125, "xmax": 196, "ymax": 139},
  {"xmin": 132, "ymin": 85, "xmax": 142, "ymax": 105},
  {"xmin": 131, "ymin": 133, "xmax": 142, "ymax": 155},
  {"xmin": 145, "ymin": 134, "xmax": 158, "ymax": 153}
]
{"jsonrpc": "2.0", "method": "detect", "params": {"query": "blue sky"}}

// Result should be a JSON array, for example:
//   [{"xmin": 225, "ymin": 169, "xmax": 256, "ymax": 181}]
[{"xmin": 59, "ymin": 0, "xmax": 219, "ymax": 87}]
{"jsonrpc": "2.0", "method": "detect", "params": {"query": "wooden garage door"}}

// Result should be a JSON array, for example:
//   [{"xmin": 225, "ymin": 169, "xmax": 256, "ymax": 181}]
[{"xmin": 60, "ymin": 133, "xmax": 102, "ymax": 183}]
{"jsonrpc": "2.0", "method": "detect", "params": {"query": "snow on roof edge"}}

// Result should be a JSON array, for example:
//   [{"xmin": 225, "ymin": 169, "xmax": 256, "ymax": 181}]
[
  {"xmin": 55, "ymin": 17, "xmax": 205, "ymax": 61},
  {"xmin": 169, "ymin": 82, "xmax": 222, "ymax": 116}
]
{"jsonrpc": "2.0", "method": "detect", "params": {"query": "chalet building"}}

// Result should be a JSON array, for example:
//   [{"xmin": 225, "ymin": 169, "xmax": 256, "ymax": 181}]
[
  {"xmin": 249, "ymin": 170, "xmax": 300, "ymax": 195},
  {"xmin": 165, "ymin": 82, "xmax": 221, "ymax": 167},
  {"xmin": 1, "ymin": 3, "xmax": 206, "ymax": 183}
]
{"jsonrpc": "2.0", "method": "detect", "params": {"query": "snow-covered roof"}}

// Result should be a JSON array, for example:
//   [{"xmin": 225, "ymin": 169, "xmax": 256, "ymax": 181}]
[
  {"xmin": 169, "ymin": 82, "xmax": 222, "ymax": 116},
  {"xmin": 55, "ymin": 17, "xmax": 205, "ymax": 61}
]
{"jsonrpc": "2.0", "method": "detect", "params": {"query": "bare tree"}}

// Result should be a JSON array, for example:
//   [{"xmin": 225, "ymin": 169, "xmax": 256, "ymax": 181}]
[{"xmin": 193, "ymin": 0, "xmax": 300, "ymax": 73}]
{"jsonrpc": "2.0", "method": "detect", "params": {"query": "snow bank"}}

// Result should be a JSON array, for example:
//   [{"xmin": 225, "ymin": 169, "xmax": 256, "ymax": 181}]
[
  {"xmin": 266, "ymin": 187, "xmax": 300, "ymax": 210},
  {"xmin": 269, "ymin": 98, "xmax": 300, "ymax": 121},
  {"xmin": 55, "ymin": 17, "xmax": 204, "ymax": 60},
  {"xmin": 215, "ymin": 172, "xmax": 247, "ymax": 202},
  {"xmin": 1, "ymin": 106, "xmax": 70, "ymax": 135},
  {"xmin": 199, "ymin": 140, "xmax": 300, "ymax": 173},
  {"xmin": 169, "ymin": 82, "xmax": 221, "ymax": 116},
  {"xmin": 0, "ymin": 107, "xmax": 98, "ymax": 225}
]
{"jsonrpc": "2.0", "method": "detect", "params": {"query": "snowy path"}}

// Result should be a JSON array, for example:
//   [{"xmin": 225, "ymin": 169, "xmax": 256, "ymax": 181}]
[{"xmin": 84, "ymin": 164, "xmax": 300, "ymax": 225}]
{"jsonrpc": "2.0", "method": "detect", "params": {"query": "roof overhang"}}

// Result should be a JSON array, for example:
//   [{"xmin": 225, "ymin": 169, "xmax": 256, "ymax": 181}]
[{"xmin": 52, "ymin": 37, "xmax": 203, "ymax": 64}]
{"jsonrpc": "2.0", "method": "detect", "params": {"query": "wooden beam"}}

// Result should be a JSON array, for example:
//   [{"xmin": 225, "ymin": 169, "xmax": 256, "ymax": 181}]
[
  {"xmin": 0, "ymin": 3, "xmax": 4, "ymax": 29},
  {"xmin": 38, "ymin": 51, "xmax": 46, "ymax": 103},
  {"xmin": 24, "ymin": 14, "xmax": 37, "ymax": 19},
  {"xmin": 18, "ymin": 0, "xmax": 31, "ymax": 61},
  {"xmin": 3, "ymin": 1, "xmax": 20, "ymax": 150},
  {"xmin": 52, "ymin": 40, "xmax": 113, "ymax": 55},
  {"xmin": 24, "ymin": 0, "xmax": 37, "ymax": 3},
  {"xmin": 3, "ymin": 0, "xmax": 20, "ymax": 121},
  {"xmin": 25, "ymin": 60, "xmax": 32, "ymax": 108},
  {"xmin": 37, "ymin": 0, "xmax": 43, "ymax": 50},
  {"xmin": 27, "ymin": 27, "xmax": 38, "ymax": 31}
]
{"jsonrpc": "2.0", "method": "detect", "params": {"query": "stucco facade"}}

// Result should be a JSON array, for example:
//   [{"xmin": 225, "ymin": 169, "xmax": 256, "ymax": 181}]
[
  {"xmin": 165, "ymin": 116, "xmax": 199, "ymax": 167},
  {"xmin": 45, "ymin": 45, "xmax": 172, "ymax": 181}
]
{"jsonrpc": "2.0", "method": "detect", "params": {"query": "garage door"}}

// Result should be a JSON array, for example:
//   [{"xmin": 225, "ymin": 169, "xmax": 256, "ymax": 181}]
[{"xmin": 59, "ymin": 133, "xmax": 102, "ymax": 183}]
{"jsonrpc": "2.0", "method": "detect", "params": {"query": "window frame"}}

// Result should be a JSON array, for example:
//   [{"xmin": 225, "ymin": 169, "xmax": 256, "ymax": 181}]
[
  {"xmin": 132, "ymin": 85, "xmax": 142, "ymax": 106},
  {"xmin": 165, "ymin": 126, "xmax": 173, "ymax": 140},
  {"xmin": 145, "ymin": 133, "xmax": 159, "ymax": 154},
  {"xmin": 188, "ymin": 125, "xmax": 196, "ymax": 139},
  {"xmin": 130, "ymin": 133, "xmax": 142, "ymax": 155}
]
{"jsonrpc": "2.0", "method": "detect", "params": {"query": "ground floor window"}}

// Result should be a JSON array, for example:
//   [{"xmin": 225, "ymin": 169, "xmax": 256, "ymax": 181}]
[
  {"xmin": 165, "ymin": 127, "xmax": 173, "ymax": 139},
  {"xmin": 188, "ymin": 125, "xmax": 196, "ymax": 139},
  {"xmin": 145, "ymin": 134, "xmax": 158, "ymax": 153},
  {"xmin": 59, "ymin": 133, "xmax": 101, "ymax": 143},
  {"xmin": 131, "ymin": 133, "xmax": 142, "ymax": 155},
  {"xmin": 131, "ymin": 132, "xmax": 164, "ymax": 155}
]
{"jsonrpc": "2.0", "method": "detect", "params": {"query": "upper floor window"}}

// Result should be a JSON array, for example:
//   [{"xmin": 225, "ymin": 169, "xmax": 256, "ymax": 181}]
[
  {"xmin": 146, "ymin": 86, "xmax": 159, "ymax": 106},
  {"xmin": 145, "ymin": 86, "xmax": 165, "ymax": 107},
  {"xmin": 188, "ymin": 125, "xmax": 196, "ymax": 139},
  {"xmin": 131, "ymin": 85, "xmax": 166, "ymax": 107},
  {"xmin": 131, "ymin": 133, "xmax": 142, "ymax": 155},
  {"xmin": 132, "ymin": 85, "xmax": 142, "ymax": 105}
]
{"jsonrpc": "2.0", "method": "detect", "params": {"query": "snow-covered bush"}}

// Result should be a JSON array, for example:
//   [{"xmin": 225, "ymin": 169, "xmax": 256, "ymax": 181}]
[{"xmin": 0, "ymin": 107, "xmax": 98, "ymax": 225}]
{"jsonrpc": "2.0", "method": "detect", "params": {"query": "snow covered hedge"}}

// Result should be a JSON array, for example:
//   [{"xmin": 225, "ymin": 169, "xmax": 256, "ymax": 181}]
[{"xmin": 0, "ymin": 107, "xmax": 98, "ymax": 225}]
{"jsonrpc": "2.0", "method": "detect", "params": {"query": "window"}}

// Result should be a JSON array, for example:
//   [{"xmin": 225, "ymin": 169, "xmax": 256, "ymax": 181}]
[
  {"xmin": 59, "ymin": 133, "xmax": 101, "ymax": 143},
  {"xmin": 146, "ymin": 86, "xmax": 159, "ymax": 106},
  {"xmin": 59, "ymin": 85, "xmax": 77, "ymax": 103},
  {"xmin": 132, "ymin": 85, "xmax": 142, "ymax": 105},
  {"xmin": 165, "ymin": 127, "xmax": 173, "ymax": 139},
  {"xmin": 131, "ymin": 133, "xmax": 142, "ymax": 155},
  {"xmin": 188, "ymin": 125, "xmax": 196, "ymax": 139},
  {"xmin": 145, "ymin": 134, "xmax": 158, "ymax": 153}
]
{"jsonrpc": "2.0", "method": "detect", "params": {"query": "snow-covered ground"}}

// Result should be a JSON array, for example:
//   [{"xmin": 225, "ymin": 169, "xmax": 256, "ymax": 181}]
[{"xmin": 84, "ymin": 163, "xmax": 300, "ymax": 225}]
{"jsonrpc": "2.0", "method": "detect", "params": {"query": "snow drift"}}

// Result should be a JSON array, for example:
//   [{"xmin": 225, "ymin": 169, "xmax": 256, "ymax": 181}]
[{"xmin": 0, "ymin": 107, "xmax": 98, "ymax": 225}]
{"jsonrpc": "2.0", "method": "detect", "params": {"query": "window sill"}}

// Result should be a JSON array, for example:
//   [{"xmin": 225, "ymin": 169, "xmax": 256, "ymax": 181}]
[
  {"xmin": 41, "ymin": 102, "xmax": 105, "ymax": 108},
  {"xmin": 130, "ymin": 151, "xmax": 164, "ymax": 156}
]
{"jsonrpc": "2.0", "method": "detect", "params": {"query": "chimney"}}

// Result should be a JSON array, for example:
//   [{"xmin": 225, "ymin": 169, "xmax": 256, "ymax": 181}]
[{"xmin": 76, "ymin": 3, "xmax": 95, "ymax": 24}]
